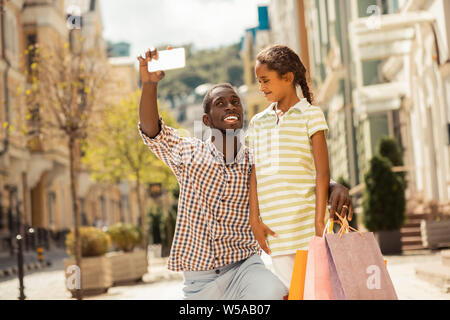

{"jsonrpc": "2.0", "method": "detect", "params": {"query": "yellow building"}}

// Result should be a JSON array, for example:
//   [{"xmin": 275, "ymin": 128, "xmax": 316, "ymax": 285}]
[{"xmin": 0, "ymin": 0, "xmax": 144, "ymax": 256}]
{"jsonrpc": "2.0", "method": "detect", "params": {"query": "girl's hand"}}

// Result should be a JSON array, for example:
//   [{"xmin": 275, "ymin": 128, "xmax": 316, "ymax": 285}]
[
  {"xmin": 250, "ymin": 220, "xmax": 277, "ymax": 255},
  {"xmin": 137, "ymin": 47, "xmax": 171, "ymax": 84}
]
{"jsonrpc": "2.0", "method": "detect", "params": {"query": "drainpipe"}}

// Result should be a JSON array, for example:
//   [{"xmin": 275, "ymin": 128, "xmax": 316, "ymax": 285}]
[{"xmin": 0, "ymin": 0, "xmax": 10, "ymax": 157}]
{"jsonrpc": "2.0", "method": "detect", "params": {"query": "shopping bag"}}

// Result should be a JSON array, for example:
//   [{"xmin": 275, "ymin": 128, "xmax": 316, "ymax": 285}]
[
  {"xmin": 325, "ymin": 217, "xmax": 398, "ymax": 300},
  {"xmin": 303, "ymin": 235, "xmax": 334, "ymax": 300},
  {"xmin": 287, "ymin": 250, "xmax": 308, "ymax": 300}
]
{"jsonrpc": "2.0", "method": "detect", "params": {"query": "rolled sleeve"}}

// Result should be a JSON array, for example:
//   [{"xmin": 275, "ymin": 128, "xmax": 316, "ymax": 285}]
[{"xmin": 138, "ymin": 118, "xmax": 183, "ymax": 177}]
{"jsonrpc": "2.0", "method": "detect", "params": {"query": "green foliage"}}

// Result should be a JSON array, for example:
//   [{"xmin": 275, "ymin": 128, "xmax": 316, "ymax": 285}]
[
  {"xmin": 362, "ymin": 155, "xmax": 406, "ymax": 231},
  {"xmin": 377, "ymin": 136, "xmax": 407, "ymax": 189},
  {"xmin": 157, "ymin": 43, "xmax": 244, "ymax": 105},
  {"xmin": 82, "ymin": 90, "xmax": 178, "ymax": 191},
  {"xmin": 107, "ymin": 223, "xmax": 143, "ymax": 252},
  {"xmin": 65, "ymin": 227, "xmax": 111, "ymax": 257},
  {"xmin": 377, "ymin": 136, "xmax": 403, "ymax": 166},
  {"xmin": 148, "ymin": 207, "xmax": 164, "ymax": 244}
]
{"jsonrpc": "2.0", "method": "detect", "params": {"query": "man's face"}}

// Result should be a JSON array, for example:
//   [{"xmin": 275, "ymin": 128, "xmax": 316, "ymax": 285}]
[{"xmin": 203, "ymin": 86, "xmax": 244, "ymax": 132}]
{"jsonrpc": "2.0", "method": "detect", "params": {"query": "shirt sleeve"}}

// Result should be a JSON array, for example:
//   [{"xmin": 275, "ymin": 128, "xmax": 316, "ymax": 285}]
[
  {"xmin": 307, "ymin": 106, "xmax": 329, "ymax": 139},
  {"xmin": 138, "ymin": 118, "xmax": 183, "ymax": 177},
  {"xmin": 245, "ymin": 117, "xmax": 256, "ymax": 150}
]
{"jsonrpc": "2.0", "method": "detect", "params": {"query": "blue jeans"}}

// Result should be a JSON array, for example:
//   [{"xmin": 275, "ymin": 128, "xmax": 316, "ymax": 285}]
[{"xmin": 183, "ymin": 254, "xmax": 287, "ymax": 300}]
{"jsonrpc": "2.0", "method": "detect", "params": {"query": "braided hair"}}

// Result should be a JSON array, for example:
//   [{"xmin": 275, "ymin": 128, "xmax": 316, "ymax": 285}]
[{"xmin": 256, "ymin": 45, "xmax": 314, "ymax": 105}]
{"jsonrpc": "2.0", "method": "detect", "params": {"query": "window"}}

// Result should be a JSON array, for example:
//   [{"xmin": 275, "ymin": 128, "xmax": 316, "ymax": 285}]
[
  {"xmin": 47, "ymin": 192, "xmax": 56, "ymax": 227},
  {"xmin": 26, "ymin": 34, "xmax": 37, "ymax": 80},
  {"xmin": 100, "ymin": 196, "xmax": 106, "ymax": 225},
  {"xmin": 79, "ymin": 198, "xmax": 87, "ymax": 226},
  {"xmin": 4, "ymin": 10, "xmax": 18, "ymax": 62}
]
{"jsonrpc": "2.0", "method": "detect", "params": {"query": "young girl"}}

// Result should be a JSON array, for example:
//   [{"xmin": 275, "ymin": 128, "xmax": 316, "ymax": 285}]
[{"xmin": 247, "ymin": 45, "xmax": 331, "ymax": 289}]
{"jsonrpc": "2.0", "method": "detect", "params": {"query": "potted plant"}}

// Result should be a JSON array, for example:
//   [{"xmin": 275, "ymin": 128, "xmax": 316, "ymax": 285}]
[
  {"xmin": 106, "ymin": 223, "xmax": 148, "ymax": 284},
  {"xmin": 362, "ymin": 154, "xmax": 406, "ymax": 255},
  {"xmin": 64, "ymin": 227, "xmax": 112, "ymax": 296}
]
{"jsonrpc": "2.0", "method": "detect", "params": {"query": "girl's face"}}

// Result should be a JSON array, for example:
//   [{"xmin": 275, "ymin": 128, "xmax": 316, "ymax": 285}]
[{"xmin": 255, "ymin": 61, "xmax": 293, "ymax": 102}]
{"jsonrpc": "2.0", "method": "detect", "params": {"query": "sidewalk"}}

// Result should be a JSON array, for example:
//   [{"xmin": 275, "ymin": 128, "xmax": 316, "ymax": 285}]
[
  {"xmin": 0, "ymin": 248, "xmax": 69, "ymax": 280},
  {"xmin": 1, "ymin": 249, "xmax": 449, "ymax": 300}
]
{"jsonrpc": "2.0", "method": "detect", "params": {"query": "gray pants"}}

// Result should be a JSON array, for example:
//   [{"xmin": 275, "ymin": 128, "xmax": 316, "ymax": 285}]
[{"xmin": 183, "ymin": 254, "xmax": 288, "ymax": 300}]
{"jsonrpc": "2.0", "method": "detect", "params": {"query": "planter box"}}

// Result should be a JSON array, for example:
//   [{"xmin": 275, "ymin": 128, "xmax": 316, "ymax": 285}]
[
  {"xmin": 375, "ymin": 230, "xmax": 402, "ymax": 255},
  {"xmin": 63, "ymin": 255, "xmax": 112, "ymax": 296},
  {"xmin": 106, "ymin": 249, "xmax": 148, "ymax": 284},
  {"xmin": 421, "ymin": 220, "xmax": 450, "ymax": 249}
]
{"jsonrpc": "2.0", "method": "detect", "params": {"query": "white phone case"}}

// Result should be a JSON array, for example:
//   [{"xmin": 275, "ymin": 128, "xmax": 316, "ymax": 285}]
[{"xmin": 148, "ymin": 48, "xmax": 186, "ymax": 72}]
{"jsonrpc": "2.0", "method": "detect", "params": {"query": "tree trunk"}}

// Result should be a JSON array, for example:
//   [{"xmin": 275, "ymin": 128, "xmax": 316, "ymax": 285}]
[
  {"xmin": 135, "ymin": 174, "xmax": 148, "ymax": 258},
  {"xmin": 69, "ymin": 137, "xmax": 82, "ymax": 300}
]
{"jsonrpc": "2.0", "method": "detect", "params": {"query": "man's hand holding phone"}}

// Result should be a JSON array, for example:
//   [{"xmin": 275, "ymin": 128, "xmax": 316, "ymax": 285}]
[{"xmin": 137, "ymin": 47, "xmax": 170, "ymax": 85}]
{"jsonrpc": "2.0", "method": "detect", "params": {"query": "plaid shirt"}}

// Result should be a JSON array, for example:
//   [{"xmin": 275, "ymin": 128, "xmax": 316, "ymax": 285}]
[{"xmin": 138, "ymin": 119, "xmax": 260, "ymax": 271}]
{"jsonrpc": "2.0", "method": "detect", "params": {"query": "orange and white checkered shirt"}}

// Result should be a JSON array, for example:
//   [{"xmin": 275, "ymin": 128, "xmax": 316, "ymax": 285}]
[{"xmin": 138, "ymin": 119, "xmax": 260, "ymax": 272}]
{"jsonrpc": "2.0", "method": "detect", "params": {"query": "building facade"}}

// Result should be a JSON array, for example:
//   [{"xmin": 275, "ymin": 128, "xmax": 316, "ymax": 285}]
[
  {"xmin": 242, "ymin": 0, "xmax": 450, "ymax": 226},
  {"xmin": 0, "ymin": 0, "xmax": 145, "ymax": 256}
]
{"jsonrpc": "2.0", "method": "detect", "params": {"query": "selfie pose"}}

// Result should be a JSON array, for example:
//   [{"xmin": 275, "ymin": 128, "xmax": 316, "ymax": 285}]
[{"xmin": 137, "ymin": 47, "xmax": 352, "ymax": 300}]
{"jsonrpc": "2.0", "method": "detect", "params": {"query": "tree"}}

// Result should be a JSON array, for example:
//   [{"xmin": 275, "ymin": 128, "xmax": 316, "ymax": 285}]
[
  {"xmin": 82, "ymin": 90, "xmax": 179, "ymax": 255},
  {"xmin": 377, "ymin": 136, "xmax": 407, "ymax": 189},
  {"xmin": 22, "ymin": 38, "xmax": 108, "ymax": 300},
  {"xmin": 362, "ymin": 155, "xmax": 406, "ymax": 231},
  {"xmin": 157, "ymin": 43, "xmax": 244, "ymax": 105}
]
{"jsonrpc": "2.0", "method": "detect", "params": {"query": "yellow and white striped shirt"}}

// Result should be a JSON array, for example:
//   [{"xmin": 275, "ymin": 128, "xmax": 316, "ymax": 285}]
[{"xmin": 247, "ymin": 98, "xmax": 329, "ymax": 256}]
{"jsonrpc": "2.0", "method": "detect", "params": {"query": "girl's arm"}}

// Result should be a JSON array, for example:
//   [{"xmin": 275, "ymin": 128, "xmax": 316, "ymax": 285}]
[
  {"xmin": 250, "ymin": 165, "xmax": 277, "ymax": 254},
  {"xmin": 311, "ymin": 131, "xmax": 330, "ymax": 237}
]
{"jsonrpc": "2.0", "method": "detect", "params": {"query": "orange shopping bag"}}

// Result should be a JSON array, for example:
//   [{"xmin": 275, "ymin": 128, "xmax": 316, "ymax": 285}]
[{"xmin": 287, "ymin": 250, "xmax": 308, "ymax": 300}]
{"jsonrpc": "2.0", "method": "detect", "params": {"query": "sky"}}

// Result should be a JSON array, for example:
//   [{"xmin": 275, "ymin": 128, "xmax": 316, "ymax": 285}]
[{"xmin": 99, "ymin": 0, "xmax": 269, "ymax": 59}]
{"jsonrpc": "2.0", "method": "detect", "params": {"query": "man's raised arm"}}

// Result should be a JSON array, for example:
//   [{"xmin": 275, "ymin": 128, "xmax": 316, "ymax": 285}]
[{"xmin": 137, "ymin": 48, "xmax": 166, "ymax": 138}]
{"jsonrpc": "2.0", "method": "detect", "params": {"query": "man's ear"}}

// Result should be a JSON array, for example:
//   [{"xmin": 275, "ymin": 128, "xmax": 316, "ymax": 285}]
[{"xmin": 203, "ymin": 114, "xmax": 210, "ymax": 127}]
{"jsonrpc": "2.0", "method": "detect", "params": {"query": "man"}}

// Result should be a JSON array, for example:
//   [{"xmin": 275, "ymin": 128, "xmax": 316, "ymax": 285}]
[{"xmin": 137, "ymin": 48, "xmax": 353, "ymax": 300}]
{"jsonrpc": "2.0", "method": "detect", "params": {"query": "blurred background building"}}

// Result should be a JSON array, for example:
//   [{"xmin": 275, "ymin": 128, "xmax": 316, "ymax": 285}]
[{"xmin": 0, "ymin": 0, "xmax": 145, "ymax": 257}]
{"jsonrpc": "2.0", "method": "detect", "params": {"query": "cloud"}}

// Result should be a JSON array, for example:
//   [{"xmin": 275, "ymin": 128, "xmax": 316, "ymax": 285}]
[{"xmin": 99, "ymin": 0, "xmax": 269, "ymax": 58}]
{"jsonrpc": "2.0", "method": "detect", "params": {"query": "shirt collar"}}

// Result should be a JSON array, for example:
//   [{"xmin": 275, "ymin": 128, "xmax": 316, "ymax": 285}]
[
  {"xmin": 206, "ymin": 137, "xmax": 248, "ymax": 165},
  {"xmin": 263, "ymin": 98, "xmax": 310, "ymax": 116}
]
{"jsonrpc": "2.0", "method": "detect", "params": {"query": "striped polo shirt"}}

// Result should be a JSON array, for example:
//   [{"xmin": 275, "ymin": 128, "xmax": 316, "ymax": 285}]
[{"xmin": 246, "ymin": 98, "xmax": 329, "ymax": 256}]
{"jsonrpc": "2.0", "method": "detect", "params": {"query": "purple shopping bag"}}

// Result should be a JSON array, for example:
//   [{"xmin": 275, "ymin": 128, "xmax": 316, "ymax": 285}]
[{"xmin": 325, "ymin": 231, "xmax": 398, "ymax": 300}]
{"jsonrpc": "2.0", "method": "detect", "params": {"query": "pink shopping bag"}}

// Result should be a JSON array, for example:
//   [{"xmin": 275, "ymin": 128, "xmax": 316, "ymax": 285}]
[{"xmin": 303, "ymin": 235, "xmax": 334, "ymax": 300}]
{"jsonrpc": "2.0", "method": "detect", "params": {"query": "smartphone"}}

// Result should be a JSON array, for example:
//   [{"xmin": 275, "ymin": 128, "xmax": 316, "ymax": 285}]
[{"xmin": 148, "ymin": 47, "xmax": 186, "ymax": 72}]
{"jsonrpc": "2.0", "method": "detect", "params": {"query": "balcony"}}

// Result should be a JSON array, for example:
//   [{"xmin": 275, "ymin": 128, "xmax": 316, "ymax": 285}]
[{"xmin": 352, "ymin": 82, "xmax": 409, "ymax": 116}]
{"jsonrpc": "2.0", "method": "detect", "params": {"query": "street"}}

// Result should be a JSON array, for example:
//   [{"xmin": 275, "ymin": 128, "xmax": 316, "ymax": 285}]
[{"xmin": 0, "ymin": 251, "xmax": 449, "ymax": 300}]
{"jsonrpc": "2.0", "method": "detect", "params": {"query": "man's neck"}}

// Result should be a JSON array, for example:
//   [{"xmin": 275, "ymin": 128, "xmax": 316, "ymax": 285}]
[{"xmin": 211, "ymin": 131, "xmax": 241, "ymax": 164}]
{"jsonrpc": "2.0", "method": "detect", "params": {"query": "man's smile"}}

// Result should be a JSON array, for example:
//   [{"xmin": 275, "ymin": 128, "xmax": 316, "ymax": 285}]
[{"xmin": 223, "ymin": 114, "xmax": 240, "ymax": 124}]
